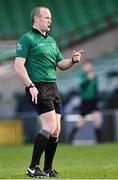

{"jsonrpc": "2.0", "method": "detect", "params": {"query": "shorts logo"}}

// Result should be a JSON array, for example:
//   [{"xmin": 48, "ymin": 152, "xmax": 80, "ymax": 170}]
[{"xmin": 17, "ymin": 43, "xmax": 23, "ymax": 50}]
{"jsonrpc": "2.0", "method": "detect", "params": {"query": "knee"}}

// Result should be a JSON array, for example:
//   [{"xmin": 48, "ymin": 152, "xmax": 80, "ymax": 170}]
[{"xmin": 77, "ymin": 120, "xmax": 86, "ymax": 128}]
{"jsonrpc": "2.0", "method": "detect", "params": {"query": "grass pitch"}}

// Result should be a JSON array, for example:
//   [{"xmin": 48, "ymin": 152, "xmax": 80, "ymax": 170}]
[{"xmin": 0, "ymin": 143, "xmax": 118, "ymax": 179}]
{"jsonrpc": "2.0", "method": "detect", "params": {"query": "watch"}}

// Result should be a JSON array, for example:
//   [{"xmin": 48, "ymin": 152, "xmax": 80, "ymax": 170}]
[
  {"xmin": 72, "ymin": 57, "xmax": 77, "ymax": 63},
  {"xmin": 27, "ymin": 83, "xmax": 35, "ymax": 89}
]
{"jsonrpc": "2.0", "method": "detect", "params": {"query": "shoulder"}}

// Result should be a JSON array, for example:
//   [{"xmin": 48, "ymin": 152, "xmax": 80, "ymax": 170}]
[
  {"xmin": 80, "ymin": 72, "xmax": 86, "ymax": 77},
  {"xmin": 48, "ymin": 36, "xmax": 60, "ymax": 51},
  {"xmin": 48, "ymin": 35, "xmax": 56, "ymax": 43},
  {"xmin": 18, "ymin": 31, "xmax": 34, "ymax": 42},
  {"xmin": 16, "ymin": 31, "xmax": 34, "ymax": 51},
  {"xmin": 79, "ymin": 72, "xmax": 87, "ymax": 81}
]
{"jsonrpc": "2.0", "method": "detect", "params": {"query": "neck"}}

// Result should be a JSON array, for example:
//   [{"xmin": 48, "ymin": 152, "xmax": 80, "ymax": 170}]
[{"xmin": 33, "ymin": 25, "xmax": 46, "ymax": 36}]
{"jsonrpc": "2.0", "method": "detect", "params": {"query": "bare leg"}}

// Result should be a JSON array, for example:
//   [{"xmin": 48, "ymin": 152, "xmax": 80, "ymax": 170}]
[
  {"xmin": 68, "ymin": 115, "xmax": 87, "ymax": 144},
  {"xmin": 92, "ymin": 111, "xmax": 103, "ymax": 142}
]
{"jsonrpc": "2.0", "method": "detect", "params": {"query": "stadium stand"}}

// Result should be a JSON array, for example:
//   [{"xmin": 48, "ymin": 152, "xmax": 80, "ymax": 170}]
[
  {"xmin": 0, "ymin": 0, "xmax": 118, "ymax": 61},
  {"xmin": 0, "ymin": 0, "xmax": 118, "ymax": 48}
]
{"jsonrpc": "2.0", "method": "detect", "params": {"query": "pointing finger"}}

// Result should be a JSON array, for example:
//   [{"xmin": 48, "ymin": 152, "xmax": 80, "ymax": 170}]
[
  {"xmin": 73, "ymin": 49, "xmax": 84, "ymax": 53},
  {"xmin": 79, "ymin": 49, "xmax": 84, "ymax": 53}
]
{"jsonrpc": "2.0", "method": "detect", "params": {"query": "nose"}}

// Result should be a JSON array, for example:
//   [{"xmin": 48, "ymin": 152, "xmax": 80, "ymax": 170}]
[{"xmin": 49, "ymin": 18, "xmax": 52, "ymax": 24}]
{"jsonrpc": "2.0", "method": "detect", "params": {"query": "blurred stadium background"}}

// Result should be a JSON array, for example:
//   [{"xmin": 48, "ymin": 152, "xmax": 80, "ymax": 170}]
[{"xmin": 0, "ymin": 0, "xmax": 118, "ymax": 145}]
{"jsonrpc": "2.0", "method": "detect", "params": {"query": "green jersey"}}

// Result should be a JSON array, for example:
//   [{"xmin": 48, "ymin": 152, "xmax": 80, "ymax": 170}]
[
  {"xmin": 79, "ymin": 72, "xmax": 98, "ymax": 100},
  {"xmin": 16, "ymin": 28, "xmax": 63, "ymax": 82}
]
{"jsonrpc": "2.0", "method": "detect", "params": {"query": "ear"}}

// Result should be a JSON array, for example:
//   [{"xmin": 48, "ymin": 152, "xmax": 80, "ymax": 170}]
[{"xmin": 34, "ymin": 15, "xmax": 39, "ymax": 23}]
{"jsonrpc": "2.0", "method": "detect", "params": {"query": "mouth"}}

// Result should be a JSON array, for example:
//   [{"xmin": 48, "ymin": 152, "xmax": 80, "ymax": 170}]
[
  {"xmin": 48, "ymin": 25, "xmax": 51, "ymax": 29},
  {"xmin": 46, "ymin": 25, "xmax": 51, "ymax": 33}
]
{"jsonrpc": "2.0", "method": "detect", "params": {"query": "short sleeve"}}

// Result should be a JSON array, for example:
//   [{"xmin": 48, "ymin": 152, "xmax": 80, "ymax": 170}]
[
  {"xmin": 16, "ymin": 34, "xmax": 31, "ymax": 59},
  {"xmin": 56, "ymin": 45, "xmax": 64, "ymax": 63},
  {"xmin": 52, "ymin": 39, "xmax": 63, "ymax": 63}
]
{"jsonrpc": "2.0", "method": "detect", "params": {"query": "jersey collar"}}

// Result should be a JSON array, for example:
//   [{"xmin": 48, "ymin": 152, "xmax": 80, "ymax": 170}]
[{"xmin": 32, "ymin": 28, "xmax": 48, "ymax": 38}]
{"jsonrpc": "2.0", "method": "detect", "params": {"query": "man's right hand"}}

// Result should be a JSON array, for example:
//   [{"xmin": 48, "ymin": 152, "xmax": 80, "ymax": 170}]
[{"xmin": 29, "ymin": 87, "xmax": 39, "ymax": 104}]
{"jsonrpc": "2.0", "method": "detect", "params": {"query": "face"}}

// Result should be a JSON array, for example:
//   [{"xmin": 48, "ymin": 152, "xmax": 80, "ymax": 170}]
[
  {"xmin": 83, "ymin": 62, "xmax": 93, "ymax": 73},
  {"xmin": 34, "ymin": 8, "xmax": 52, "ymax": 34}
]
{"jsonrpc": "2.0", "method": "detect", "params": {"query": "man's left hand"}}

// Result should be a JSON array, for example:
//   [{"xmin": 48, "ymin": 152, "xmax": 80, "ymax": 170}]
[{"xmin": 72, "ymin": 49, "xmax": 84, "ymax": 63}]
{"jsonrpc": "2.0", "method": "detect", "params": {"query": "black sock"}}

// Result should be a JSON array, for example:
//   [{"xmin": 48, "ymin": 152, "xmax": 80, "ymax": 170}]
[
  {"xmin": 95, "ymin": 128, "xmax": 102, "ymax": 143},
  {"xmin": 44, "ymin": 136, "xmax": 58, "ymax": 170},
  {"xmin": 29, "ymin": 129, "xmax": 50, "ymax": 168},
  {"xmin": 68, "ymin": 127, "xmax": 79, "ymax": 143}
]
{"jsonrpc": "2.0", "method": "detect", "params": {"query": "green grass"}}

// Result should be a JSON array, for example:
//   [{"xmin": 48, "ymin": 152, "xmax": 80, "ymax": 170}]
[{"xmin": 0, "ymin": 143, "xmax": 118, "ymax": 179}]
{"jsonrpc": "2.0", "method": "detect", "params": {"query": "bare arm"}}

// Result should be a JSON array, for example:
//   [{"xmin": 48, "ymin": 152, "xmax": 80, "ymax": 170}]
[
  {"xmin": 57, "ymin": 50, "xmax": 84, "ymax": 71},
  {"xmin": 14, "ymin": 57, "xmax": 32, "ymax": 86},
  {"xmin": 14, "ymin": 57, "xmax": 38, "ymax": 104}
]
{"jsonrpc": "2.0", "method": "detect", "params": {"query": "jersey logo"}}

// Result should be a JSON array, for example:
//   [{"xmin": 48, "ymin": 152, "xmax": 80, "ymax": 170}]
[
  {"xmin": 38, "ymin": 43, "xmax": 44, "ymax": 47},
  {"xmin": 17, "ymin": 43, "xmax": 23, "ymax": 50},
  {"xmin": 52, "ymin": 43, "xmax": 56, "ymax": 48}
]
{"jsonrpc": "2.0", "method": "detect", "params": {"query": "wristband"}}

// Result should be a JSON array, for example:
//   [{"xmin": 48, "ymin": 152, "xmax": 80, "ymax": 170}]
[
  {"xmin": 27, "ymin": 83, "xmax": 35, "ymax": 89},
  {"xmin": 72, "ymin": 57, "xmax": 77, "ymax": 63}
]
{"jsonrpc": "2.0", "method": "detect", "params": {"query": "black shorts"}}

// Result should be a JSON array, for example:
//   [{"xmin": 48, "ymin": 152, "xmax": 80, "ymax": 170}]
[
  {"xmin": 25, "ymin": 82, "xmax": 61, "ymax": 115},
  {"xmin": 79, "ymin": 98, "xmax": 99, "ymax": 116}
]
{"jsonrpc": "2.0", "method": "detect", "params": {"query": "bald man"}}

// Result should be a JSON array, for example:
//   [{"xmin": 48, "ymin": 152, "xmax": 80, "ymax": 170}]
[{"xmin": 15, "ymin": 6, "xmax": 83, "ymax": 178}]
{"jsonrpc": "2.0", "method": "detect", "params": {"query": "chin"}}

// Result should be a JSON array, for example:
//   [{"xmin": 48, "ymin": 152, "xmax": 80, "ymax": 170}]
[{"xmin": 47, "ymin": 28, "xmax": 51, "ymax": 34}]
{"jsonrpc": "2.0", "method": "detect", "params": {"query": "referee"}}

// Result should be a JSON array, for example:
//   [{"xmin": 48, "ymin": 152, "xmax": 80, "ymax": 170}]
[{"xmin": 14, "ymin": 6, "xmax": 83, "ymax": 178}]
